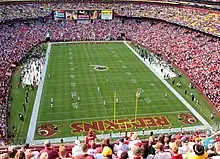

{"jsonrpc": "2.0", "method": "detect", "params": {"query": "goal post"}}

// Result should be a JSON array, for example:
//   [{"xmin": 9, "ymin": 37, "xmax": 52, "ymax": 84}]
[{"xmin": 113, "ymin": 89, "xmax": 139, "ymax": 125}]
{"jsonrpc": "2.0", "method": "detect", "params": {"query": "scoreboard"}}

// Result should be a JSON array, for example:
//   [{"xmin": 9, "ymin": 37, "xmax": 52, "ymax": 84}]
[{"xmin": 54, "ymin": 9, "xmax": 113, "ymax": 20}]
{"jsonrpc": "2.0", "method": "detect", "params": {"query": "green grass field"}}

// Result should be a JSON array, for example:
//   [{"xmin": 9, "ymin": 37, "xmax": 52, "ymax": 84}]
[
  {"xmin": 9, "ymin": 42, "xmax": 219, "ymax": 143},
  {"xmin": 34, "ymin": 42, "xmax": 204, "ymax": 139}
]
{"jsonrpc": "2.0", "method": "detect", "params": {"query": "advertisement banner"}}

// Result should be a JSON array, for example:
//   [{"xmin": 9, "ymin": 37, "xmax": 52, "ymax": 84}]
[
  {"xmin": 54, "ymin": 10, "xmax": 65, "ymax": 20},
  {"xmin": 66, "ymin": 10, "xmax": 78, "ymax": 20},
  {"xmin": 54, "ymin": 9, "xmax": 113, "ymax": 20},
  {"xmin": 101, "ymin": 10, "xmax": 113, "ymax": 20}
]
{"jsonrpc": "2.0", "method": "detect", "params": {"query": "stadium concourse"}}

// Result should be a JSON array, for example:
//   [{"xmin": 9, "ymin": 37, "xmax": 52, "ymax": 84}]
[{"xmin": 0, "ymin": 0, "xmax": 220, "ymax": 159}]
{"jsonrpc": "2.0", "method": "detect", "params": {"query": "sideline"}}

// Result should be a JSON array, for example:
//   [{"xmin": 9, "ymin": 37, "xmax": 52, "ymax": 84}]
[
  {"xmin": 26, "ymin": 43, "xmax": 52, "ymax": 143},
  {"xmin": 123, "ymin": 41, "xmax": 212, "ymax": 129}
]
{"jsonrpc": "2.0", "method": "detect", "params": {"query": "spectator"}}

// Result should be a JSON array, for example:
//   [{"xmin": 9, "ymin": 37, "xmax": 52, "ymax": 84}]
[
  {"xmin": 15, "ymin": 150, "xmax": 25, "ymax": 159},
  {"xmin": 75, "ymin": 144, "xmax": 95, "ymax": 159},
  {"xmin": 72, "ymin": 140, "xmax": 82, "ymax": 157},
  {"xmin": 185, "ymin": 144, "xmax": 208, "ymax": 159},
  {"xmin": 59, "ymin": 145, "xmax": 71, "ymax": 158},
  {"xmin": 153, "ymin": 142, "xmax": 171, "ymax": 159},
  {"xmin": 85, "ymin": 130, "xmax": 97, "ymax": 144},
  {"xmin": 129, "ymin": 146, "xmax": 143, "ymax": 159},
  {"xmin": 87, "ymin": 141, "xmax": 97, "ymax": 157},
  {"xmin": 0, "ymin": 153, "xmax": 9, "ymax": 159},
  {"xmin": 179, "ymin": 137, "xmax": 190, "ymax": 158},
  {"xmin": 40, "ymin": 152, "xmax": 48, "ymax": 159},
  {"xmin": 120, "ymin": 151, "xmax": 129, "ymax": 159},
  {"xmin": 171, "ymin": 145, "xmax": 183, "ymax": 159},
  {"xmin": 95, "ymin": 147, "xmax": 104, "ymax": 159},
  {"xmin": 38, "ymin": 140, "xmax": 59, "ymax": 159},
  {"xmin": 102, "ymin": 145, "xmax": 112, "ymax": 159}
]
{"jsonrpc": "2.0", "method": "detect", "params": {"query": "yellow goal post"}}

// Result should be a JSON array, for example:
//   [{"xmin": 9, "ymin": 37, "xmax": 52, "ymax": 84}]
[{"xmin": 113, "ymin": 89, "xmax": 140, "ymax": 126}]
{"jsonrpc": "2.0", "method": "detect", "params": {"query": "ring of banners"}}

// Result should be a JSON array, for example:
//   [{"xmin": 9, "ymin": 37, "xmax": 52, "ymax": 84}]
[{"xmin": 54, "ymin": 10, "xmax": 113, "ymax": 20}]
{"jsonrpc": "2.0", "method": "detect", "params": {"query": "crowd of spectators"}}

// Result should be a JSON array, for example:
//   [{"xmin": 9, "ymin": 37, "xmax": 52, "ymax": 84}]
[
  {"xmin": 0, "ymin": 2, "xmax": 219, "ymax": 36},
  {"xmin": 0, "ymin": 17, "xmax": 219, "ymax": 140},
  {"xmin": 1, "ymin": 130, "xmax": 220, "ymax": 159},
  {"xmin": 125, "ymin": 19, "xmax": 220, "ymax": 108},
  {"xmin": 0, "ymin": 4, "xmax": 51, "ymax": 22}
]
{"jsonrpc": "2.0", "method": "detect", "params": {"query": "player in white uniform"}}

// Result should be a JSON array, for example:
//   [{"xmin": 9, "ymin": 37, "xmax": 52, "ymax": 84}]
[
  {"xmin": 210, "ymin": 113, "xmax": 214, "ymax": 120},
  {"xmin": 50, "ymin": 98, "xmax": 54, "ymax": 108},
  {"xmin": 116, "ymin": 98, "xmax": 119, "ymax": 103},
  {"xmin": 71, "ymin": 92, "xmax": 74, "ymax": 100},
  {"xmin": 165, "ymin": 93, "xmax": 167, "ymax": 98}
]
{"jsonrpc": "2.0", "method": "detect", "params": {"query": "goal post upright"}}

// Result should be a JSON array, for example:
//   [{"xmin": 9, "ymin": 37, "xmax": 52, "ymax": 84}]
[
  {"xmin": 113, "ymin": 91, "xmax": 117, "ymax": 124},
  {"xmin": 135, "ymin": 89, "xmax": 138, "ymax": 122},
  {"xmin": 113, "ymin": 89, "xmax": 139, "ymax": 125}
]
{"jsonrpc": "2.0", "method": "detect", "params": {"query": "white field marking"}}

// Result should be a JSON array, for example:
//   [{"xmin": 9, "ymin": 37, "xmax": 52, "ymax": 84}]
[
  {"xmin": 53, "ymin": 65, "xmax": 154, "ymax": 71},
  {"xmin": 38, "ymin": 102, "xmax": 181, "ymax": 114},
  {"xmin": 42, "ymin": 90, "xmax": 176, "ymax": 98},
  {"xmin": 43, "ymin": 78, "xmax": 159, "ymax": 84},
  {"xmin": 33, "ymin": 125, "xmax": 206, "ymax": 144},
  {"xmin": 124, "ymin": 41, "xmax": 212, "ymax": 129},
  {"xmin": 91, "ymin": 43, "xmax": 128, "ymax": 113},
  {"xmin": 38, "ymin": 110, "xmax": 190, "ymax": 123},
  {"xmin": 26, "ymin": 43, "xmax": 52, "ymax": 144},
  {"xmin": 39, "ymin": 96, "xmax": 178, "ymax": 105},
  {"xmin": 83, "ymin": 44, "xmax": 108, "ymax": 115}
]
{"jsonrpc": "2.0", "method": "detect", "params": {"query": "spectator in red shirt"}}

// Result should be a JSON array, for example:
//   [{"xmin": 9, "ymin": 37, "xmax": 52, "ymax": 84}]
[
  {"xmin": 38, "ymin": 140, "xmax": 59, "ymax": 159},
  {"xmin": 85, "ymin": 130, "xmax": 97, "ymax": 144},
  {"xmin": 171, "ymin": 145, "xmax": 183, "ymax": 159}
]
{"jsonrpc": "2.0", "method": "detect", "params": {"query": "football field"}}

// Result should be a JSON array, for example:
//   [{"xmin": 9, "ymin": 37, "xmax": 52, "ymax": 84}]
[{"xmin": 25, "ymin": 41, "xmax": 211, "ymax": 141}]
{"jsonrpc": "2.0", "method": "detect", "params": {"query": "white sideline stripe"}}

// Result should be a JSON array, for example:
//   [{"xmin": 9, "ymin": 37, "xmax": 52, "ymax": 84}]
[
  {"xmin": 26, "ymin": 43, "xmax": 52, "ymax": 144},
  {"xmin": 123, "ymin": 41, "xmax": 212, "ymax": 129},
  {"xmin": 38, "ymin": 110, "xmax": 190, "ymax": 123},
  {"xmin": 33, "ymin": 125, "xmax": 206, "ymax": 144}
]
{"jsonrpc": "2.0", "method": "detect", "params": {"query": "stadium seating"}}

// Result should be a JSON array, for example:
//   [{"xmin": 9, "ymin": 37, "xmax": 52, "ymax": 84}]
[
  {"xmin": 0, "ymin": 3, "xmax": 219, "ymax": 36},
  {"xmin": 0, "ymin": 130, "xmax": 220, "ymax": 158}
]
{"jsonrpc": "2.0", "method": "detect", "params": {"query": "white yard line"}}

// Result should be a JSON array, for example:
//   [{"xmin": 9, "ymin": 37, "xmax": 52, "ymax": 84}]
[
  {"xmin": 26, "ymin": 43, "xmax": 52, "ymax": 144},
  {"xmin": 123, "ymin": 41, "xmax": 212, "ymax": 130}
]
